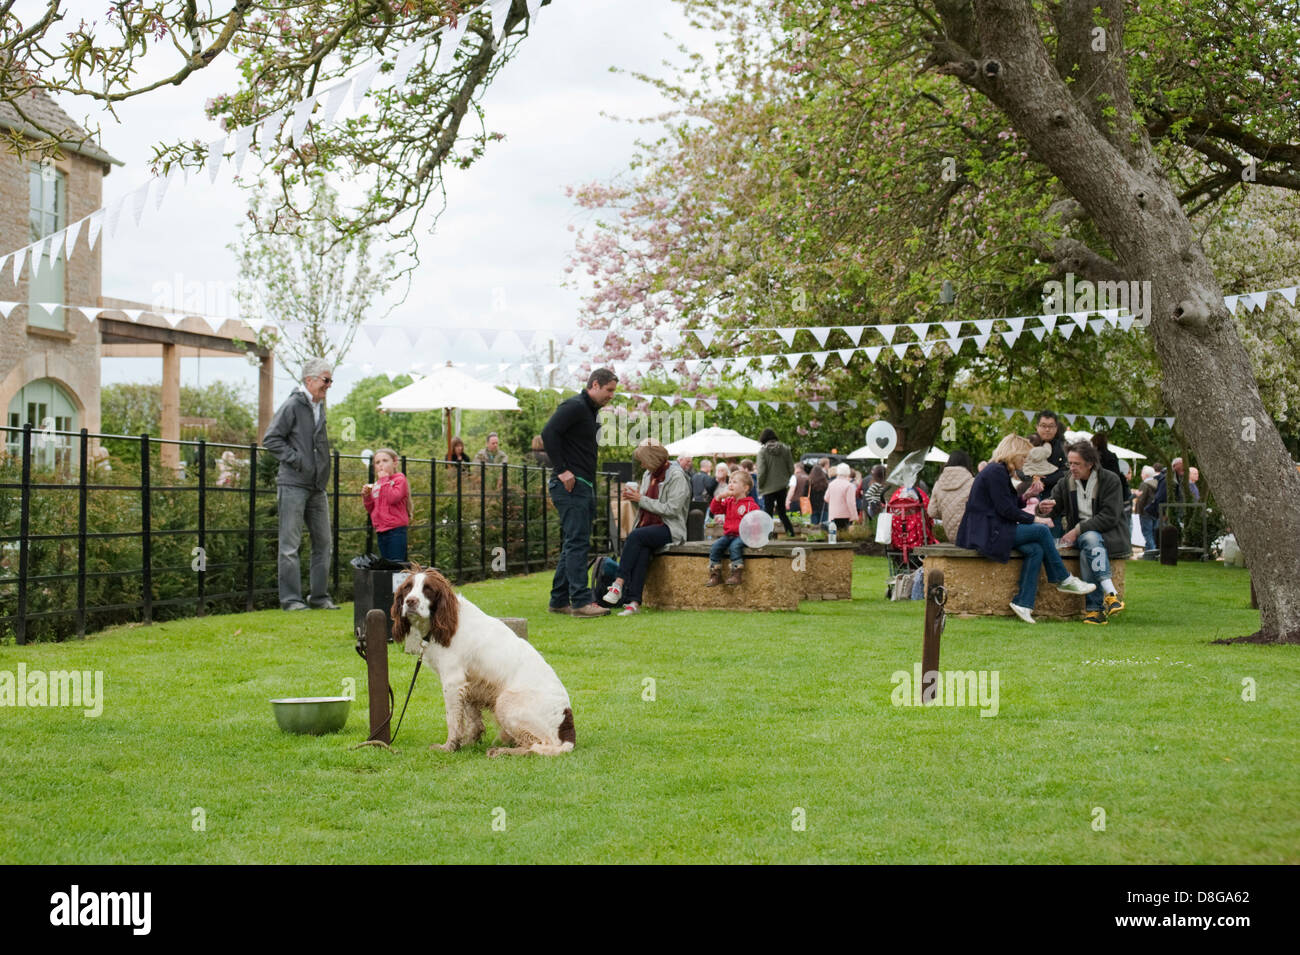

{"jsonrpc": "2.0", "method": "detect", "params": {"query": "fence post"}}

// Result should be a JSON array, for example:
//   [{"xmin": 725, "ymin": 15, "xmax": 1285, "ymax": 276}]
[
  {"xmin": 141, "ymin": 433, "xmax": 153, "ymax": 625},
  {"xmin": 455, "ymin": 463, "xmax": 463, "ymax": 581},
  {"xmin": 522, "ymin": 466, "xmax": 530, "ymax": 572},
  {"xmin": 76, "ymin": 429, "xmax": 88, "ymax": 639},
  {"xmin": 479, "ymin": 462, "xmax": 487, "ymax": 579},
  {"xmin": 501, "ymin": 464, "xmax": 509, "ymax": 575},
  {"xmin": 16, "ymin": 424, "xmax": 32, "ymax": 645},
  {"xmin": 246, "ymin": 443, "xmax": 257, "ymax": 612},
  {"xmin": 332, "ymin": 449, "xmax": 340, "ymax": 596},
  {"xmin": 365, "ymin": 454, "xmax": 375, "ymax": 557},
  {"xmin": 430, "ymin": 457, "xmax": 437, "ymax": 568},
  {"xmin": 197, "ymin": 438, "xmax": 207, "ymax": 616}
]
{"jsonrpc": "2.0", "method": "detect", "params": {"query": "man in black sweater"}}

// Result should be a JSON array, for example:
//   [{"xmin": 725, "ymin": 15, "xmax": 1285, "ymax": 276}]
[{"xmin": 541, "ymin": 368, "xmax": 619, "ymax": 617}]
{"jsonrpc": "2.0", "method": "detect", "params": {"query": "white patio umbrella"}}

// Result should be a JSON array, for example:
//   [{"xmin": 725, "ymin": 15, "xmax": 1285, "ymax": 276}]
[
  {"xmin": 665, "ymin": 426, "xmax": 762, "ymax": 458},
  {"xmin": 378, "ymin": 362, "xmax": 519, "ymax": 457},
  {"xmin": 1064, "ymin": 430, "xmax": 1145, "ymax": 460},
  {"xmin": 845, "ymin": 444, "xmax": 950, "ymax": 463}
]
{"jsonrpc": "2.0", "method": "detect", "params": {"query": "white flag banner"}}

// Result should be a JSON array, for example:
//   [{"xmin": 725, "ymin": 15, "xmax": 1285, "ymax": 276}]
[
  {"xmin": 120, "ymin": 309, "xmax": 145, "ymax": 322},
  {"xmin": 1244, "ymin": 290, "xmax": 1269, "ymax": 312},
  {"xmin": 488, "ymin": 0, "xmax": 511, "ymax": 44},
  {"xmin": 683, "ymin": 359, "xmax": 701, "ymax": 374},
  {"xmin": 1059, "ymin": 323, "xmax": 1076, "ymax": 340},
  {"xmin": 526, "ymin": 0, "xmax": 544, "ymax": 19},
  {"xmin": 864, "ymin": 346, "xmax": 882, "ymax": 363},
  {"xmin": 87, "ymin": 211, "xmax": 105, "ymax": 250},
  {"xmin": 906, "ymin": 322, "xmax": 929, "ymax": 342},
  {"xmin": 891, "ymin": 342, "xmax": 909, "ymax": 360},
  {"xmin": 757, "ymin": 354, "xmax": 776, "ymax": 370},
  {"xmin": 1123, "ymin": 417, "xmax": 1137, "ymax": 427},
  {"xmin": 63, "ymin": 219, "xmax": 82, "ymax": 259},
  {"xmin": 946, "ymin": 337, "xmax": 962, "ymax": 353},
  {"xmin": 1278, "ymin": 286, "xmax": 1298, "ymax": 306},
  {"xmin": 35, "ymin": 235, "xmax": 52, "ymax": 272},
  {"xmin": 206, "ymin": 137, "xmax": 226, "ymax": 183},
  {"xmin": 920, "ymin": 340, "xmax": 936, "ymax": 357},
  {"xmin": 155, "ymin": 166, "xmax": 179, "ymax": 210},
  {"xmin": 1000, "ymin": 330, "xmax": 1020, "ymax": 348},
  {"xmin": 290, "ymin": 95, "xmax": 317, "ymax": 148},
  {"xmin": 1002, "ymin": 408, "xmax": 1016, "ymax": 421},
  {"xmin": 390, "ymin": 42, "xmax": 424, "ymax": 90},
  {"xmin": 1039, "ymin": 314, "xmax": 1058, "ymax": 333},
  {"xmin": 126, "ymin": 181, "xmax": 150, "ymax": 227},
  {"xmin": 352, "ymin": 61, "xmax": 383, "ymax": 111},
  {"xmin": 480, "ymin": 328, "xmax": 500, "ymax": 349},
  {"xmin": 842, "ymin": 325, "xmax": 867, "ymax": 345},
  {"xmin": 259, "ymin": 108, "xmax": 287, "ymax": 159},
  {"xmin": 807, "ymin": 400, "xmax": 821, "ymax": 411},
  {"xmin": 973, "ymin": 333, "xmax": 991, "ymax": 351},
  {"xmin": 775, "ymin": 327, "xmax": 798, "ymax": 347},
  {"xmin": 808, "ymin": 326, "xmax": 832, "ymax": 347},
  {"xmin": 1088, "ymin": 318, "xmax": 1107, "ymax": 334},
  {"xmin": 877, "ymin": 324, "xmax": 897, "ymax": 344},
  {"xmin": 836, "ymin": 349, "xmax": 854, "ymax": 366},
  {"xmin": 766, "ymin": 401, "xmax": 781, "ymax": 412},
  {"xmin": 695, "ymin": 328, "xmax": 716, "ymax": 349},
  {"xmin": 202, "ymin": 313, "xmax": 225, "ymax": 333},
  {"xmin": 973, "ymin": 318, "xmax": 994, "ymax": 336},
  {"xmin": 941, "ymin": 321, "xmax": 962, "ymax": 338},
  {"xmin": 826, "ymin": 400, "xmax": 839, "ymax": 411},
  {"xmin": 0, "ymin": 300, "xmax": 16, "ymax": 319},
  {"xmin": 1030, "ymin": 327, "xmax": 1046, "ymax": 342},
  {"xmin": 1069, "ymin": 310, "xmax": 1090, "ymax": 330},
  {"xmin": 746, "ymin": 400, "xmax": 760, "ymax": 413},
  {"xmin": 1118, "ymin": 314, "xmax": 1136, "ymax": 331},
  {"xmin": 1022, "ymin": 409, "xmax": 1037, "ymax": 425},
  {"xmin": 703, "ymin": 397, "xmax": 717, "ymax": 410},
  {"xmin": 1223, "ymin": 294, "xmax": 1239, "ymax": 313},
  {"xmin": 810, "ymin": 351, "xmax": 830, "ymax": 369},
  {"xmin": 162, "ymin": 311, "xmax": 186, "ymax": 328},
  {"xmin": 433, "ymin": 19, "xmax": 469, "ymax": 74},
  {"xmin": 363, "ymin": 326, "xmax": 387, "ymax": 346},
  {"xmin": 318, "ymin": 80, "xmax": 351, "ymax": 129},
  {"xmin": 1144, "ymin": 416, "xmax": 1157, "ymax": 428},
  {"xmin": 1007, "ymin": 316, "xmax": 1026, "ymax": 333},
  {"xmin": 233, "ymin": 124, "xmax": 255, "ymax": 173}
]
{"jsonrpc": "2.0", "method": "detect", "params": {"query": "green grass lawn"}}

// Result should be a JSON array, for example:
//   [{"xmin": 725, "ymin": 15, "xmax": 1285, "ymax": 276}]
[{"xmin": 1, "ymin": 557, "xmax": 1296, "ymax": 864}]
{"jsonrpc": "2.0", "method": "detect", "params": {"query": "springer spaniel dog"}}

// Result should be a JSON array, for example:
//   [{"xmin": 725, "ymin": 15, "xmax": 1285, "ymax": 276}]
[{"xmin": 391, "ymin": 565, "xmax": 575, "ymax": 757}]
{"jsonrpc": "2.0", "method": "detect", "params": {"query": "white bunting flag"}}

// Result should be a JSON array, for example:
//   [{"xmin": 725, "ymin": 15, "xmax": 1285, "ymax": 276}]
[
  {"xmin": 1000, "ymin": 330, "xmax": 1020, "ymax": 348},
  {"xmin": 891, "ymin": 343, "xmax": 909, "ymax": 360},
  {"xmin": 703, "ymin": 397, "xmax": 718, "ymax": 410},
  {"xmin": 433, "ymin": 19, "xmax": 469, "ymax": 74},
  {"xmin": 155, "ymin": 166, "xmax": 179, "ymax": 210},
  {"xmin": 905, "ymin": 322, "xmax": 928, "ymax": 342},
  {"xmin": 390, "ymin": 42, "xmax": 423, "ymax": 90},
  {"xmin": 0, "ymin": 301, "xmax": 16, "ymax": 319},
  {"xmin": 746, "ymin": 400, "xmax": 760, "ymax": 412},
  {"xmin": 352, "ymin": 61, "xmax": 383, "ymax": 111},
  {"xmin": 290, "ymin": 96, "xmax": 316, "ymax": 149},
  {"xmin": 480, "ymin": 329, "xmax": 500, "ymax": 349},
  {"xmin": 64, "ymin": 219, "xmax": 82, "ymax": 260},
  {"xmin": 1069, "ymin": 310, "xmax": 1090, "ymax": 330},
  {"xmin": 120, "ymin": 309, "xmax": 145, "ymax": 322},
  {"xmin": 1023, "ymin": 410, "xmax": 1037, "ymax": 425},
  {"xmin": 826, "ymin": 401, "xmax": 839, "ymax": 411},
  {"xmin": 811, "ymin": 351, "xmax": 830, "ymax": 369},
  {"xmin": 1244, "ymin": 290, "xmax": 1269, "ymax": 312},
  {"xmin": 842, "ymin": 325, "xmax": 866, "ymax": 345},
  {"xmin": 920, "ymin": 340, "xmax": 936, "ymax": 357},
  {"xmin": 234, "ymin": 124, "xmax": 255, "ymax": 173},
  {"xmin": 1123, "ymin": 417, "xmax": 1136, "ymax": 427},
  {"xmin": 683, "ymin": 359, "xmax": 701, "ymax": 374},
  {"xmin": 865, "ymin": 346, "xmax": 882, "ymax": 363},
  {"xmin": 1279, "ymin": 286, "xmax": 1298, "ymax": 306},
  {"xmin": 364, "ymin": 326, "xmax": 386, "ymax": 346},
  {"xmin": 1002, "ymin": 408, "xmax": 1016, "ymax": 421},
  {"xmin": 973, "ymin": 333, "xmax": 990, "ymax": 351},
  {"xmin": 1059, "ymin": 324, "xmax": 1076, "ymax": 340},
  {"xmin": 973, "ymin": 319, "xmax": 995, "ymax": 337},
  {"xmin": 961, "ymin": 403, "xmax": 974, "ymax": 414},
  {"xmin": 527, "ymin": 0, "xmax": 544, "ymax": 19},
  {"xmin": 1007, "ymin": 316, "xmax": 1026, "ymax": 333},
  {"xmin": 318, "ymin": 80, "xmax": 351, "ymax": 129},
  {"xmin": 35, "ymin": 236, "xmax": 52, "ymax": 273},
  {"xmin": 946, "ymin": 337, "xmax": 962, "ymax": 354},
  {"xmin": 488, "ymin": 0, "xmax": 511, "ymax": 45},
  {"xmin": 87, "ymin": 211, "xmax": 105, "ymax": 250},
  {"xmin": 1039, "ymin": 314, "xmax": 1058, "ymax": 333},
  {"xmin": 1118, "ymin": 314, "xmax": 1135, "ymax": 331},
  {"xmin": 695, "ymin": 329, "xmax": 716, "ymax": 349},
  {"xmin": 877, "ymin": 324, "xmax": 897, "ymax": 344},
  {"xmin": 1088, "ymin": 318, "xmax": 1107, "ymax": 334},
  {"xmin": 206, "ymin": 137, "xmax": 226, "ymax": 183},
  {"xmin": 808, "ymin": 401, "xmax": 821, "ymax": 412},
  {"xmin": 775, "ymin": 327, "xmax": 798, "ymax": 347},
  {"xmin": 941, "ymin": 321, "xmax": 962, "ymax": 338},
  {"xmin": 766, "ymin": 401, "xmax": 781, "ymax": 412},
  {"xmin": 259, "ymin": 108, "xmax": 287, "ymax": 159},
  {"xmin": 836, "ymin": 349, "xmax": 854, "ymax": 366},
  {"xmin": 809, "ymin": 326, "xmax": 832, "ymax": 347},
  {"xmin": 1222, "ymin": 294, "xmax": 1239, "ymax": 313},
  {"xmin": 1030, "ymin": 327, "xmax": 1046, "ymax": 342}
]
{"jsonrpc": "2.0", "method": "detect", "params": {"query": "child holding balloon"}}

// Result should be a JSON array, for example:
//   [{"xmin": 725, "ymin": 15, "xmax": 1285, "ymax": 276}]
[{"xmin": 707, "ymin": 468, "xmax": 759, "ymax": 587}]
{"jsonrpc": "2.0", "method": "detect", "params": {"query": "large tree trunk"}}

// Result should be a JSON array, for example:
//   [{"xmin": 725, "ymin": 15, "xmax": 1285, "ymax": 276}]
[{"xmin": 926, "ymin": 0, "xmax": 1300, "ymax": 642}]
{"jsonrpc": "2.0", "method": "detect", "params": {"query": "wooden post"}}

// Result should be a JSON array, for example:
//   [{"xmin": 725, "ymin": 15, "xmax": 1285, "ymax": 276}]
[
  {"xmin": 365, "ymin": 608, "xmax": 390, "ymax": 745},
  {"xmin": 921, "ymin": 568, "xmax": 944, "ymax": 704},
  {"xmin": 160, "ymin": 342, "xmax": 181, "ymax": 470},
  {"xmin": 258, "ymin": 353, "xmax": 275, "ymax": 440}
]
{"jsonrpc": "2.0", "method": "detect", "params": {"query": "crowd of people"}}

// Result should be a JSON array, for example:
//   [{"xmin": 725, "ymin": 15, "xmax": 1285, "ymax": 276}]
[{"xmin": 262, "ymin": 361, "xmax": 1191, "ymax": 627}]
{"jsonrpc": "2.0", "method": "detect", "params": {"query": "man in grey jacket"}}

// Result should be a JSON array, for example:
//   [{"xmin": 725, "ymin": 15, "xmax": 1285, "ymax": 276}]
[{"xmin": 263, "ymin": 358, "xmax": 338, "ymax": 611}]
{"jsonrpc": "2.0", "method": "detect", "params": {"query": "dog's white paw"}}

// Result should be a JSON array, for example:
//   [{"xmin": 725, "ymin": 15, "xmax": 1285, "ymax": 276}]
[{"xmin": 431, "ymin": 741, "xmax": 458, "ymax": 753}]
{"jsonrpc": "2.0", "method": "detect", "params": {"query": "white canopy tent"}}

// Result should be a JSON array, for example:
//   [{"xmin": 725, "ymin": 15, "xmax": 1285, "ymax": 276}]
[
  {"xmin": 665, "ymin": 427, "xmax": 762, "ymax": 458},
  {"xmin": 1064, "ymin": 430, "xmax": 1145, "ymax": 461},
  {"xmin": 845, "ymin": 444, "xmax": 950, "ymax": 463},
  {"xmin": 378, "ymin": 362, "xmax": 520, "ymax": 458}
]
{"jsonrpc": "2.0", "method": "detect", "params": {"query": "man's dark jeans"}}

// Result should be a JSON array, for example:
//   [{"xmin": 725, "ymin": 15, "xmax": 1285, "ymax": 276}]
[{"xmin": 550, "ymin": 477, "xmax": 596, "ymax": 608}]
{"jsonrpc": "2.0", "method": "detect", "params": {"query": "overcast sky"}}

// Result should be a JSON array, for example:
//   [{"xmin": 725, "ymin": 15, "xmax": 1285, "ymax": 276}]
[{"xmin": 48, "ymin": 0, "xmax": 705, "ymax": 407}]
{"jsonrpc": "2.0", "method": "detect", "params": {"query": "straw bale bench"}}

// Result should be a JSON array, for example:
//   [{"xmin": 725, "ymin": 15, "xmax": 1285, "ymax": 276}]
[
  {"xmin": 640, "ymin": 540, "xmax": 854, "ymax": 610},
  {"xmin": 917, "ymin": 544, "xmax": 1126, "ymax": 619}
]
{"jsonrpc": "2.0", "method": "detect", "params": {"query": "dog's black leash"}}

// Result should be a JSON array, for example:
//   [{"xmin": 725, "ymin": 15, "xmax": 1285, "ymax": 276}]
[{"xmin": 352, "ymin": 633, "xmax": 425, "ymax": 750}]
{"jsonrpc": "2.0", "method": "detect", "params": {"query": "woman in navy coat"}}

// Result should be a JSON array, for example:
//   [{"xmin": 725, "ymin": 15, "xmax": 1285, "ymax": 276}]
[{"xmin": 956, "ymin": 434, "xmax": 1095, "ymax": 623}]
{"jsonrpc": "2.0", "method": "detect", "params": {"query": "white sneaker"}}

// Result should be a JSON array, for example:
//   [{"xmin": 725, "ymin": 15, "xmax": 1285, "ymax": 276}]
[
  {"xmin": 1009, "ymin": 602, "xmax": 1036, "ymax": 624},
  {"xmin": 1057, "ymin": 575, "xmax": 1097, "ymax": 595},
  {"xmin": 618, "ymin": 602, "xmax": 640, "ymax": 616},
  {"xmin": 602, "ymin": 582, "xmax": 623, "ymax": 605}
]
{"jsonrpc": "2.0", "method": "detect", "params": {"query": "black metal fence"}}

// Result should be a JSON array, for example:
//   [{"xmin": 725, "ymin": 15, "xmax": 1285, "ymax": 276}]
[{"xmin": 0, "ymin": 425, "xmax": 623, "ymax": 643}]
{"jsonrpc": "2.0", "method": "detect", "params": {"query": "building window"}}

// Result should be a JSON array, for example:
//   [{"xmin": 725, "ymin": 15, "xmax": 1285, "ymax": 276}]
[
  {"xmin": 6, "ymin": 378, "xmax": 79, "ymax": 471},
  {"xmin": 28, "ymin": 161, "xmax": 67, "ymax": 331}
]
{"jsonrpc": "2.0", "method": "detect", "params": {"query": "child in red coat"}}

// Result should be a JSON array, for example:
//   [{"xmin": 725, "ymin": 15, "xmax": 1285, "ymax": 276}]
[
  {"xmin": 363, "ymin": 447, "xmax": 411, "ymax": 562},
  {"xmin": 707, "ymin": 469, "xmax": 758, "ymax": 586}
]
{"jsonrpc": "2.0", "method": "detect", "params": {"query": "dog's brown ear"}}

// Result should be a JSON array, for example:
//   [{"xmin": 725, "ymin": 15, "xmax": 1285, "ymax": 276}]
[
  {"xmin": 428, "ymin": 570, "xmax": 459, "ymax": 647},
  {"xmin": 390, "ymin": 575, "xmax": 411, "ymax": 642}
]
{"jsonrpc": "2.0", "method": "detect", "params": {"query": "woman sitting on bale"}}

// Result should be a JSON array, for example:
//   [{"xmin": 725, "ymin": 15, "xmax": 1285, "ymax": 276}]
[
  {"xmin": 601, "ymin": 439, "xmax": 690, "ymax": 616},
  {"xmin": 956, "ymin": 434, "xmax": 1096, "ymax": 624}
]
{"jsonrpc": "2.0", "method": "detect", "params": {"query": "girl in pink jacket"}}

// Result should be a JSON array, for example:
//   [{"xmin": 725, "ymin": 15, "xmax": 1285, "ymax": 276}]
[
  {"xmin": 825, "ymin": 463, "xmax": 859, "ymax": 530},
  {"xmin": 363, "ymin": 447, "xmax": 411, "ymax": 562}
]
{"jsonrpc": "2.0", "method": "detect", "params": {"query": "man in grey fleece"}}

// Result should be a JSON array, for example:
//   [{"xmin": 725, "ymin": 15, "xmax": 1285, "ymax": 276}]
[{"xmin": 262, "ymin": 358, "xmax": 338, "ymax": 611}]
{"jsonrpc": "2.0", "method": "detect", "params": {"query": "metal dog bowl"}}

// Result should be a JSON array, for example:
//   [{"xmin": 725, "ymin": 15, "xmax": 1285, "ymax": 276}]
[{"xmin": 270, "ymin": 697, "xmax": 351, "ymax": 735}]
